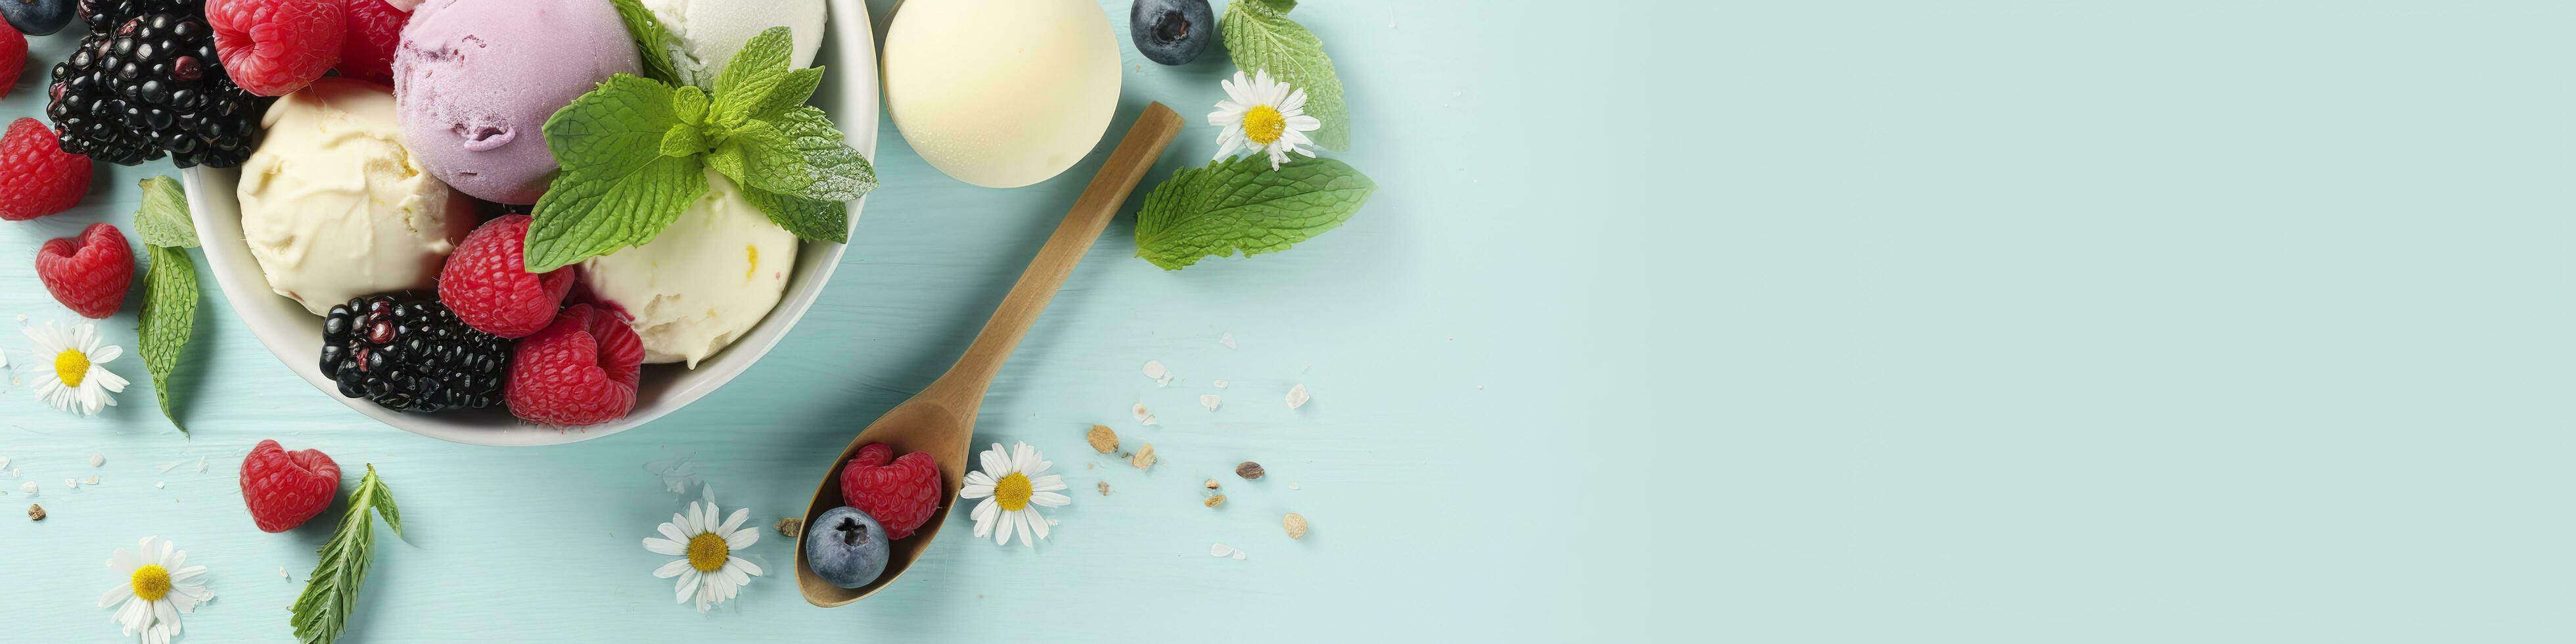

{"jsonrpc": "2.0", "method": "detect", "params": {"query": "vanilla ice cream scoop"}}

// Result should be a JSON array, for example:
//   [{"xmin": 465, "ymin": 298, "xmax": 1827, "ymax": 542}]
[
  {"xmin": 237, "ymin": 78, "xmax": 475, "ymax": 317},
  {"xmin": 580, "ymin": 170, "xmax": 799, "ymax": 367},
  {"xmin": 644, "ymin": 0, "xmax": 826, "ymax": 89}
]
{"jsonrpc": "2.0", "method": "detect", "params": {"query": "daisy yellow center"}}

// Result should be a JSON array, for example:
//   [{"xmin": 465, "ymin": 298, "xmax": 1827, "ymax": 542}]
[
  {"xmin": 685, "ymin": 532, "xmax": 729, "ymax": 572},
  {"xmin": 1243, "ymin": 105, "xmax": 1286, "ymax": 145},
  {"xmin": 130, "ymin": 564, "xmax": 171, "ymax": 602},
  {"xmin": 55, "ymin": 349, "xmax": 89, "ymax": 387},
  {"xmin": 996, "ymin": 472, "xmax": 1033, "ymax": 511}
]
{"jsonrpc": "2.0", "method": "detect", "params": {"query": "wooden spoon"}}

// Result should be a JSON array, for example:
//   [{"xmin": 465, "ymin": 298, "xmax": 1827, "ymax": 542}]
[{"xmin": 795, "ymin": 103, "xmax": 1185, "ymax": 607}]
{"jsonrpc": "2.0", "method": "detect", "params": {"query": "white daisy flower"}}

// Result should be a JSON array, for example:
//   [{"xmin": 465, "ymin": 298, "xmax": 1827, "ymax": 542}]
[
  {"xmin": 641, "ymin": 485, "xmax": 761, "ymax": 612},
  {"xmin": 98, "ymin": 536, "xmax": 213, "ymax": 644},
  {"xmin": 1208, "ymin": 70, "xmax": 1323, "ymax": 170},
  {"xmin": 28, "ymin": 321, "xmax": 129, "ymax": 415},
  {"xmin": 959, "ymin": 442, "xmax": 1070, "ymax": 546}
]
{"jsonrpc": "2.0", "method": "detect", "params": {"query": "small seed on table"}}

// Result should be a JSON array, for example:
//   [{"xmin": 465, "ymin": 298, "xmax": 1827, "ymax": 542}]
[
  {"xmin": 1235, "ymin": 461, "xmax": 1264, "ymax": 480},
  {"xmin": 1203, "ymin": 478, "xmax": 1220, "ymax": 490},
  {"xmin": 27, "ymin": 504, "xmax": 43, "ymax": 521},
  {"xmin": 1204, "ymin": 495, "xmax": 1226, "ymax": 508},
  {"xmin": 1131, "ymin": 444, "xmax": 1156, "ymax": 469},
  {"xmin": 1283, "ymin": 513, "xmax": 1308, "ymax": 539},
  {"xmin": 1086, "ymin": 425, "xmax": 1118, "ymax": 453},
  {"xmin": 775, "ymin": 517, "xmax": 803, "ymax": 538}
]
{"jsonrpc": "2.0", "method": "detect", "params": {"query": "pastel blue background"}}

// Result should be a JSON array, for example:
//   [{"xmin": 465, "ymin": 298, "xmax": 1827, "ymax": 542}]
[{"xmin": 7, "ymin": 0, "xmax": 2570, "ymax": 641}]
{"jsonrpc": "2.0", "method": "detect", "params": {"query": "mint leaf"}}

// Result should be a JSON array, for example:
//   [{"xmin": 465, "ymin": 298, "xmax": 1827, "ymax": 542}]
[
  {"xmin": 716, "ymin": 110, "xmax": 875, "ymax": 203},
  {"xmin": 659, "ymin": 123, "xmax": 706, "ymax": 158},
  {"xmin": 139, "ymin": 244, "xmax": 196, "ymax": 432},
  {"xmin": 133, "ymin": 175, "xmax": 197, "ymax": 248},
  {"xmin": 526, "ymin": 155, "xmax": 710, "ymax": 272},
  {"xmin": 543, "ymin": 75, "xmax": 679, "ymax": 180},
  {"xmin": 712, "ymin": 27, "xmax": 796, "ymax": 127},
  {"xmin": 611, "ymin": 0, "xmax": 682, "ymax": 85},
  {"xmin": 742, "ymin": 186, "xmax": 848, "ymax": 243},
  {"xmin": 1222, "ymin": 0, "xmax": 1350, "ymax": 150},
  {"xmin": 1134, "ymin": 156, "xmax": 1375, "ymax": 270},
  {"xmin": 750, "ymin": 66, "xmax": 824, "ymax": 122},
  {"xmin": 673, "ymin": 85, "xmax": 710, "ymax": 127},
  {"xmin": 290, "ymin": 465, "xmax": 402, "ymax": 644}
]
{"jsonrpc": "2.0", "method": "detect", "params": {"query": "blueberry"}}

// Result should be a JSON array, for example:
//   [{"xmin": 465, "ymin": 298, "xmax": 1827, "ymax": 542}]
[
  {"xmin": 804, "ymin": 506, "xmax": 890, "ymax": 589},
  {"xmin": 0, "ymin": 0, "xmax": 76, "ymax": 37},
  {"xmin": 1130, "ymin": 0, "xmax": 1214, "ymax": 66}
]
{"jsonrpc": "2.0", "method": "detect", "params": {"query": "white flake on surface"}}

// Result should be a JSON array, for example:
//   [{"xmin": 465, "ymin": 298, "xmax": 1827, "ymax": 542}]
[
  {"xmin": 1132, "ymin": 403, "xmax": 1158, "ymax": 426},
  {"xmin": 1210, "ymin": 543, "xmax": 1233, "ymax": 557},
  {"xmin": 154, "ymin": 482, "xmax": 166, "ymax": 489},
  {"xmin": 1142, "ymin": 360, "xmax": 1174, "ymax": 387},
  {"xmin": 1288, "ymin": 483, "xmax": 1300, "ymax": 490},
  {"xmin": 89, "ymin": 453, "xmax": 103, "ymax": 467},
  {"xmin": 0, "ymin": 345, "xmax": 7, "ymax": 367},
  {"xmin": 157, "ymin": 459, "xmax": 189, "ymax": 474},
  {"xmin": 82, "ymin": 476, "xmax": 98, "ymax": 485},
  {"xmin": 1212, "ymin": 379, "xmax": 1228, "ymax": 389},
  {"xmin": 279, "ymin": 567, "xmax": 291, "ymax": 580},
  {"xmin": 1232, "ymin": 549, "xmax": 1247, "ymax": 561},
  {"xmin": 19, "ymin": 481, "xmax": 35, "ymax": 496},
  {"xmin": 1285, "ymin": 384, "xmax": 1310, "ymax": 409},
  {"xmin": 1200, "ymin": 394, "xmax": 1221, "ymax": 411},
  {"xmin": 1218, "ymin": 333, "xmax": 1236, "ymax": 350},
  {"xmin": 196, "ymin": 457, "xmax": 206, "ymax": 473},
  {"xmin": 64, "ymin": 478, "xmax": 76, "ymax": 488},
  {"xmin": 643, "ymin": 458, "xmax": 699, "ymax": 494},
  {"xmin": 0, "ymin": 456, "xmax": 10, "ymax": 471}
]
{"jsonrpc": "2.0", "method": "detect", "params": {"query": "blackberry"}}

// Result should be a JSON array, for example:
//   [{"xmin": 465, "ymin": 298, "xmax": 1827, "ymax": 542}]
[
  {"xmin": 47, "ymin": 4, "xmax": 266, "ymax": 167},
  {"xmin": 320, "ymin": 296, "xmax": 514, "ymax": 413}
]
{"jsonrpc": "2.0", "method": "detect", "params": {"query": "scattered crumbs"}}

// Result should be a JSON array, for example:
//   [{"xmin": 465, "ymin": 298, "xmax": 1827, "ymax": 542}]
[
  {"xmin": 1199, "ymin": 394, "xmax": 1221, "ymax": 411},
  {"xmin": 10, "ymin": 468, "xmax": 19, "ymax": 478},
  {"xmin": 1233, "ymin": 549, "xmax": 1247, "ymax": 561},
  {"xmin": 0, "ymin": 456, "xmax": 10, "ymax": 471},
  {"xmin": 83, "ymin": 476, "xmax": 99, "ymax": 485},
  {"xmin": 1203, "ymin": 479, "xmax": 1221, "ymax": 490},
  {"xmin": 1086, "ymin": 425, "xmax": 1118, "ymax": 453},
  {"xmin": 1204, "ymin": 495, "xmax": 1226, "ymax": 508},
  {"xmin": 89, "ymin": 453, "xmax": 103, "ymax": 468},
  {"xmin": 28, "ymin": 503, "xmax": 43, "ymax": 521},
  {"xmin": 279, "ymin": 567, "xmax": 290, "ymax": 580},
  {"xmin": 154, "ymin": 482, "xmax": 165, "ymax": 489},
  {"xmin": 64, "ymin": 478, "xmax": 76, "ymax": 489},
  {"xmin": 1084, "ymin": 462, "xmax": 1093, "ymax": 471},
  {"xmin": 1132, "ymin": 403, "xmax": 1158, "ymax": 426},
  {"xmin": 1284, "ymin": 513, "xmax": 1309, "ymax": 539},
  {"xmin": 1130, "ymin": 444, "xmax": 1157, "ymax": 470},
  {"xmin": 1218, "ymin": 333, "xmax": 1236, "ymax": 350},
  {"xmin": 18, "ymin": 481, "xmax": 35, "ymax": 496},
  {"xmin": 1285, "ymin": 384, "xmax": 1311, "ymax": 410},
  {"xmin": 196, "ymin": 457, "xmax": 207, "ymax": 473},
  {"xmin": 1141, "ymin": 360, "xmax": 1173, "ymax": 387},
  {"xmin": 1212, "ymin": 379, "xmax": 1228, "ymax": 389},
  {"xmin": 1210, "ymin": 543, "xmax": 1233, "ymax": 557},
  {"xmin": 1288, "ymin": 483, "xmax": 1300, "ymax": 490},
  {"xmin": 156, "ymin": 459, "xmax": 189, "ymax": 474},
  {"xmin": 1097, "ymin": 480, "xmax": 1110, "ymax": 495},
  {"xmin": 775, "ymin": 517, "xmax": 804, "ymax": 538},
  {"xmin": 1476, "ymin": 384, "xmax": 1484, "ymax": 390}
]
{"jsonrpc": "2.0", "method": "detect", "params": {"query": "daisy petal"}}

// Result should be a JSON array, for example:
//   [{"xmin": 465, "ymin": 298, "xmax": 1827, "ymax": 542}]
[
  {"xmin": 644, "ymin": 538, "xmax": 685, "ymax": 556},
  {"xmin": 653, "ymin": 558, "xmax": 693, "ymax": 578}
]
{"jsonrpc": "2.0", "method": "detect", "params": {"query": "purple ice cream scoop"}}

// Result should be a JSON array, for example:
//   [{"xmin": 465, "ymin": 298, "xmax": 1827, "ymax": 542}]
[{"xmin": 394, "ymin": 0, "xmax": 642, "ymax": 204}]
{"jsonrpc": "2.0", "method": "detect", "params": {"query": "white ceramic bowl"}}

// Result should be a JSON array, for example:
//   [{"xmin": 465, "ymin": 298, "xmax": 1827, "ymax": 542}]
[{"xmin": 181, "ymin": 0, "xmax": 879, "ymax": 446}]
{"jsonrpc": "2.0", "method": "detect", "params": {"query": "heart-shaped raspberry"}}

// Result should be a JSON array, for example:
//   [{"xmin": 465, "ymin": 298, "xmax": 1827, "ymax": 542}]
[
  {"xmin": 35, "ymin": 223, "xmax": 133, "ymax": 319},
  {"xmin": 840, "ymin": 443, "xmax": 942, "ymax": 540},
  {"xmin": 239, "ymin": 440, "xmax": 341, "ymax": 532}
]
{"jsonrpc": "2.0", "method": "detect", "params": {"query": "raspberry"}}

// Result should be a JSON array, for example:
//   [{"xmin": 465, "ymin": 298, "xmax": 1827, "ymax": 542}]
[
  {"xmin": 35, "ymin": 223, "xmax": 133, "ymax": 318},
  {"xmin": 208, "ymin": 0, "xmax": 345, "ymax": 96},
  {"xmin": 336, "ymin": 0, "xmax": 404, "ymax": 86},
  {"xmin": 439, "ymin": 215, "xmax": 573, "ymax": 338},
  {"xmin": 505, "ymin": 304, "xmax": 642, "ymax": 426},
  {"xmin": 239, "ymin": 439, "xmax": 340, "ymax": 532},
  {"xmin": 0, "ymin": 118, "xmax": 92, "ymax": 220},
  {"xmin": 0, "ymin": 22, "xmax": 23, "ymax": 99},
  {"xmin": 840, "ymin": 443, "xmax": 941, "ymax": 540}
]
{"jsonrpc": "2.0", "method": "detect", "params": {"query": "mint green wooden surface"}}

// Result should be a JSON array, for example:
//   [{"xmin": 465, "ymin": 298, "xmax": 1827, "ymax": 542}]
[{"xmin": 16, "ymin": 0, "xmax": 2576, "ymax": 641}]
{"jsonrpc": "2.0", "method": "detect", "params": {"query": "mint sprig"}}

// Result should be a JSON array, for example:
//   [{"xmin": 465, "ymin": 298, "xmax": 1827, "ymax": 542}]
[
  {"xmin": 289, "ymin": 465, "xmax": 403, "ymax": 644},
  {"xmin": 528, "ymin": 26, "xmax": 871, "ymax": 271},
  {"xmin": 610, "ymin": 0, "xmax": 684, "ymax": 85},
  {"xmin": 133, "ymin": 176, "xmax": 198, "ymax": 432},
  {"xmin": 1134, "ymin": 156, "xmax": 1376, "ymax": 270},
  {"xmin": 1223, "ymin": 0, "xmax": 1351, "ymax": 150}
]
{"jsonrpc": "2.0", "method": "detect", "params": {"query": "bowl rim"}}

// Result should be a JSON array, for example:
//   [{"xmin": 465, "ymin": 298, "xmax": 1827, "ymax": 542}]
[{"xmin": 179, "ymin": 0, "xmax": 879, "ymax": 447}]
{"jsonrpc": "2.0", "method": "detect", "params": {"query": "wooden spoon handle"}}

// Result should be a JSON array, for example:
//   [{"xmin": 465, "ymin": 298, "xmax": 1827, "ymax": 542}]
[{"xmin": 926, "ymin": 103, "xmax": 1185, "ymax": 403}]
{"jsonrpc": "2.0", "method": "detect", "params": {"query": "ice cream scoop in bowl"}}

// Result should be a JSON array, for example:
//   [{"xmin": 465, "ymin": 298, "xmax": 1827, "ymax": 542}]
[{"xmin": 181, "ymin": 0, "xmax": 879, "ymax": 446}]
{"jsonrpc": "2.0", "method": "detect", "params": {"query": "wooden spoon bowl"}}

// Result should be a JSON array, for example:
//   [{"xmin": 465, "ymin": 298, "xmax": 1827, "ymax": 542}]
[{"xmin": 795, "ymin": 103, "xmax": 1184, "ymax": 606}]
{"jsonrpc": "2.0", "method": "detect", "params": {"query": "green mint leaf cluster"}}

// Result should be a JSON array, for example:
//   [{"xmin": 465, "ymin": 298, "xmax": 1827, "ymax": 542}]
[
  {"xmin": 290, "ymin": 465, "xmax": 403, "ymax": 644},
  {"xmin": 610, "ymin": 0, "xmax": 685, "ymax": 85},
  {"xmin": 1223, "ymin": 0, "xmax": 1350, "ymax": 150},
  {"xmin": 528, "ymin": 27, "xmax": 873, "ymax": 272},
  {"xmin": 1135, "ymin": 156, "xmax": 1376, "ymax": 270},
  {"xmin": 133, "ymin": 176, "xmax": 198, "ymax": 432}
]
